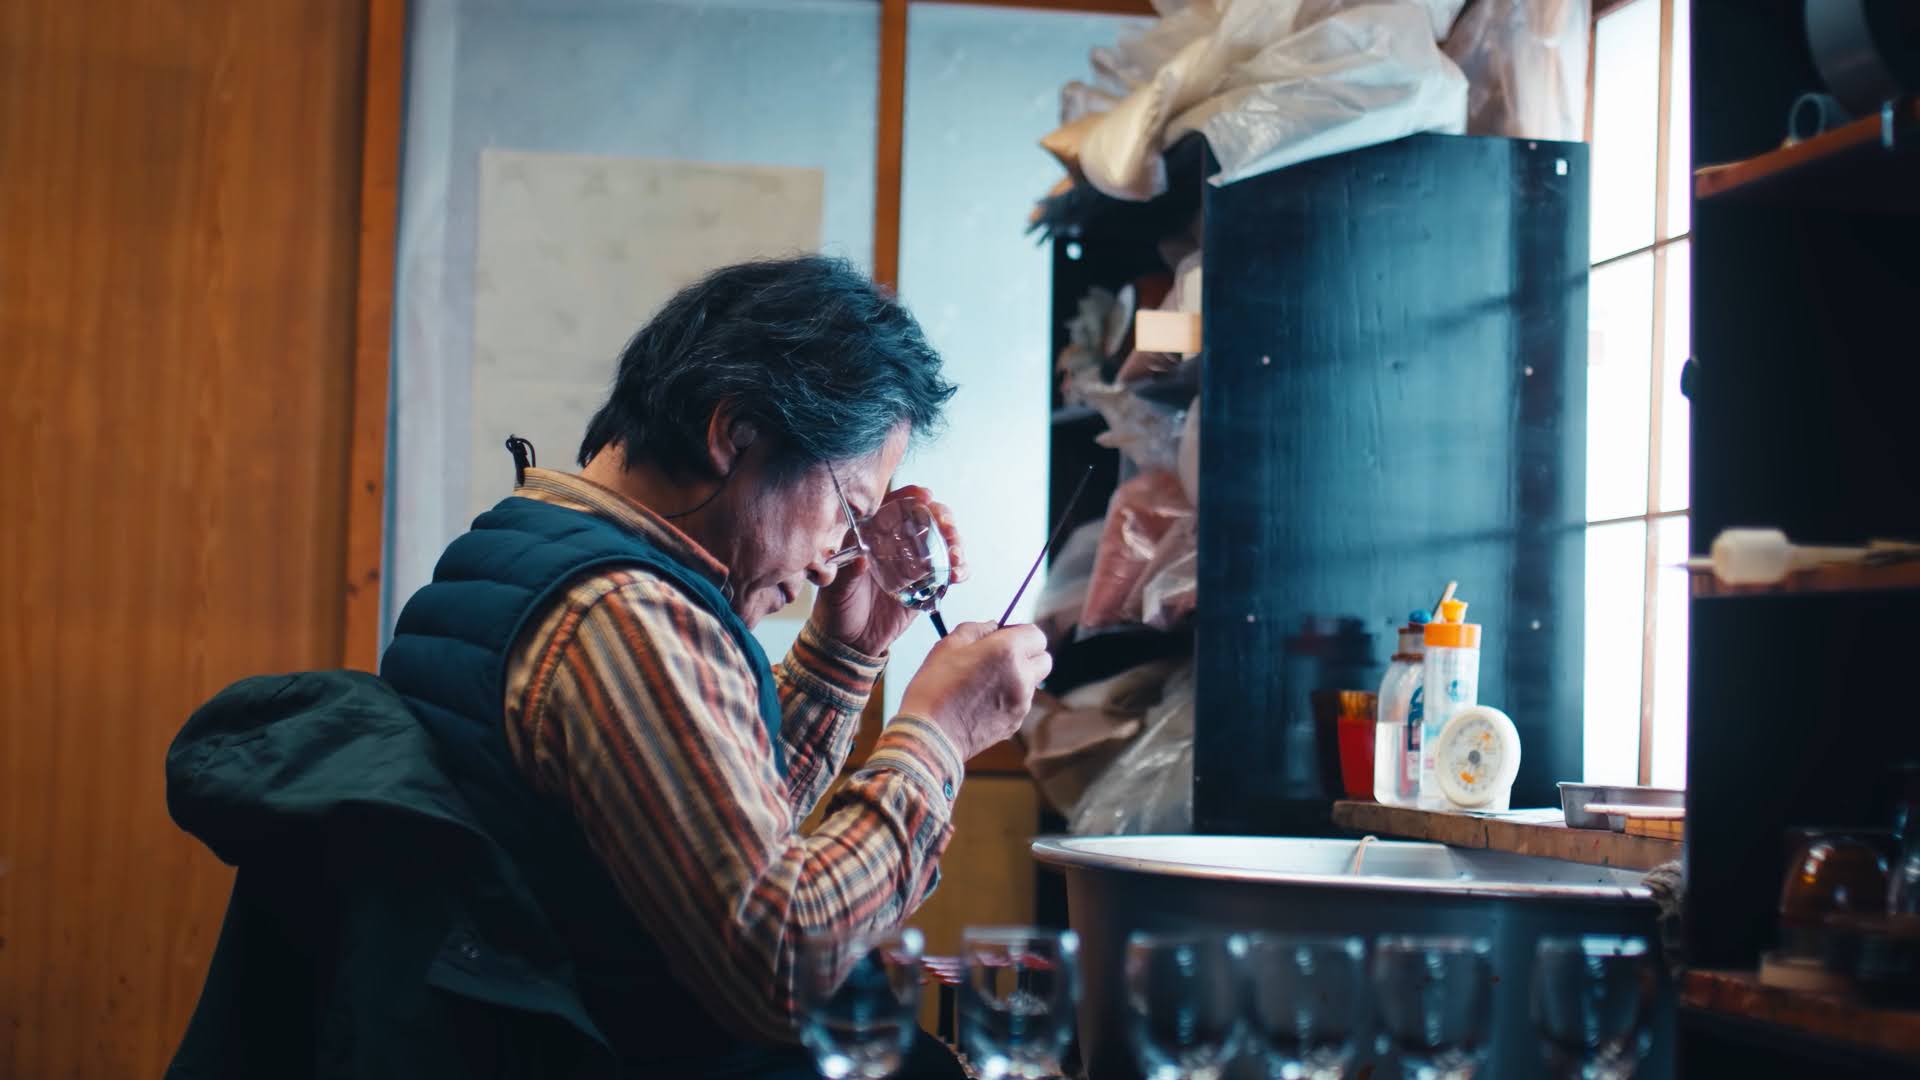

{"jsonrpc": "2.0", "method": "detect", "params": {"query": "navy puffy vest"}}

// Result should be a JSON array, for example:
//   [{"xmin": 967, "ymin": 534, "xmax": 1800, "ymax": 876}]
[{"xmin": 381, "ymin": 495, "xmax": 794, "ymax": 1074}]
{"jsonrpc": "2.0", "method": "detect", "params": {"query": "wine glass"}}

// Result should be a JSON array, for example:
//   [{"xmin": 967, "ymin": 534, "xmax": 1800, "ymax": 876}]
[
  {"xmin": 1126, "ymin": 931, "xmax": 1249, "ymax": 1080},
  {"xmin": 797, "ymin": 927, "xmax": 924, "ymax": 1080},
  {"xmin": 959, "ymin": 926, "xmax": 1080, "ymax": 1080},
  {"xmin": 827, "ymin": 474, "xmax": 952, "ymax": 613},
  {"xmin": 1530, "ymin": 936, "xmax": 1655, "ymax": 1079},
  {"xmin": 1243, "ymin": 934, "xmax": 1369, "ymax": 1079},
  {"xmin": 1370, "ymin": 936, "xmax": 1494, "ymax": 1080}
]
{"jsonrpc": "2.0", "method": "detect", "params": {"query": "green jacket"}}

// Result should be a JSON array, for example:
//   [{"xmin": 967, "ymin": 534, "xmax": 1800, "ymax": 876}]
[{"xmin": 165, "ymin": 669, "xmax": 614, "ymax": 1080}]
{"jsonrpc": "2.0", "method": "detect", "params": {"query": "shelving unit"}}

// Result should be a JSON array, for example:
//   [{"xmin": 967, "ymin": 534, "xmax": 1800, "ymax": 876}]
[
  {"xmin": 1681, "ymin": 969, "xmax": 1920, "ymax": 1063},
  {"xmin": 1694, "ymin": 96, "xmax": 1917, "ymax": 211},
  {"xmin": 1681, "ymin": 4, "xmax": 1920, "ymax": 1076},
  {"xmin": 1688, "ymin": 558, "xmax": 1920, "ymax": 598},
  {"xmin": 1330, "ymin": 801, "xmax": 1679, "ymax": 870}
]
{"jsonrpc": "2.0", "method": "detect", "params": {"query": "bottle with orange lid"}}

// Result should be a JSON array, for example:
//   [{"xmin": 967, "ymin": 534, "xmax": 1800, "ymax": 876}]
[{"xmin": 1418, "ymin": 592, "xmax": 1482, "ymax": 809}]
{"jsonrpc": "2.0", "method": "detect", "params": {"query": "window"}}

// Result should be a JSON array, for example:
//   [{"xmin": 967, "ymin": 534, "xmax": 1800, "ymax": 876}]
[{"xmin": 1583, "ymin": 0, "xmax": 1690, "ymax": 788}]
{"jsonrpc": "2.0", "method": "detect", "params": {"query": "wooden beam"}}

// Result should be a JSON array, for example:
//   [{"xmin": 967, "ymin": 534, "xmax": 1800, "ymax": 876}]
[
  {"xmin": 1333, "ymin": 802, "xmax": 1680, "ymax": 872},
  {"xmin": 921, "ymin": 0, "xmax": 1156, "ymax": 14},
  {"xmin": 1583, "ymin": 0, "xmax": 1600, "ymax": 142},
  {"xmin": 341, "ymin": 0, "xmax": 406, "ymax": 673},
  {"xmin": 875, "ymin": 0, "xmax": 908, "ymax": 290},
  {"xmin": 1636, "ymin": 0, "xmax": 1677, "ymax": 786}
]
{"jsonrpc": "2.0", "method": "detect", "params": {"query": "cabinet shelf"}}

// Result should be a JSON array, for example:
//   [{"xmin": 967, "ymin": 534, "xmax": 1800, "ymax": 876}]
[
  {"xmin": 1694, "ymin": 97, "xmax": 1919, "ymax": 213},
  {"xmin": 1689, "ymin": 558, "xmax": 1920, "ymax": 598},
  {"xmin": 1330, "ymin": 801, "xmax": 1679, "ymax": 871},
  {"xmin": 1680, "ymin": 968, "xmax": 1920, "ymax": 1061}
]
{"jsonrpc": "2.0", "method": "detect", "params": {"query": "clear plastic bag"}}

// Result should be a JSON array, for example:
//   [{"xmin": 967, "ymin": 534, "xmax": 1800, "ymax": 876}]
[
  {"xmin": 1134, "ymin": 514, "xmax": 1198, "ymax": 630},
  {"xmin": 1020, "ymin": 657, "xmax": 1183, "ymax": 814},
  {"xmin": 1082, "ymin": 468, "xmax": 1194, "ymax": 631},
  {"xmin": 1172, "ymin": 4, "xmax": 1469, "ymax": 188},
  {"xmin": 1091, "ymin": 393, "xmax": 1185, "ymax": 473},
  {"xmin": 1069, "ymin": 0, "xmax": 1471, "ymax": 200},
  {"xmin": 1442, "ymin": 0, "xmax": 1591, "ymax": 141},
  {"xmin": 1069, "ymin": 666, "xmax": 1195, "ymax": 835},
  {"xmin": 1034, "ymin": 519, "xmax": 1106, "ymax": 643},
  {"xmin": 1090, "ymin": 2, "xmax": 1224, "ymax": 94}
]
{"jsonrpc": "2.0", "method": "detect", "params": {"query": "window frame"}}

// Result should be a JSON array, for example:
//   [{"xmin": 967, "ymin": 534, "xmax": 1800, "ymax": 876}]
[{"xmin": 1586, "ymin": 0, "xmax": 1689, "ymax": 787}]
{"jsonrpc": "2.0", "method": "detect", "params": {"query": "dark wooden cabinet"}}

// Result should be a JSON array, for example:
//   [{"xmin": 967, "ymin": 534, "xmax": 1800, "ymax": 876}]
[
  {"xmin": 1193, "ymin": 134, "xmax": 1591, "ymax": 835},
  {"xmin": 1043, "ymin": 133, "xmax": 1591, "ymax": 838},
  {"xmin": 1679, "ymin": 1, "xmax": 1920, "ymax": 1073}
]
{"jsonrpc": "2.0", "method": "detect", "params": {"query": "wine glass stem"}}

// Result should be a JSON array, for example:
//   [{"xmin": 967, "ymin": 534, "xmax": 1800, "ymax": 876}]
[{"xmin": 929, "ymin": 609, "xmax": 948, "ymax": 638}]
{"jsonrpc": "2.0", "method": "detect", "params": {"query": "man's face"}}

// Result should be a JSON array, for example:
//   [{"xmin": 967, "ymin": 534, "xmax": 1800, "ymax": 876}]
[{"xmin": 726, "ymin": 422, "xmax": 910, "ymax": 626}]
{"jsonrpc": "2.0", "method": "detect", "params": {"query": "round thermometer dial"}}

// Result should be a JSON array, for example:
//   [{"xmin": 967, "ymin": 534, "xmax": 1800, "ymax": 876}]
[{"xmin": 1433, "ymin": 705, "xmax": 1521, "ymax": 810}]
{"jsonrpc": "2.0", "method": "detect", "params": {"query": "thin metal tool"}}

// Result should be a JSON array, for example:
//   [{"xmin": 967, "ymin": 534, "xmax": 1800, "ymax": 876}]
[{"xmin": 999, "ymin": 465, "xmax": 1097, "ymax": 628}]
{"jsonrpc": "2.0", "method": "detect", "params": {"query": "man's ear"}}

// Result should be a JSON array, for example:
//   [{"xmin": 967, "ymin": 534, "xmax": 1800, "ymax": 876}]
[{"xmin": 703, "ymin": 404, "xmax": 758, "ymax": 478}]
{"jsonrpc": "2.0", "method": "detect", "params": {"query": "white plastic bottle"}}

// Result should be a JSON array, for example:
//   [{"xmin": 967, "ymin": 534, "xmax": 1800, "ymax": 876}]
[
  {"xmin": 1418, "ymin": 596, "xmax": 1482, "ymax": 809},
  {"xmin": 1372, "ymin": 612, "xmax": 1428, "ymax": 805}
]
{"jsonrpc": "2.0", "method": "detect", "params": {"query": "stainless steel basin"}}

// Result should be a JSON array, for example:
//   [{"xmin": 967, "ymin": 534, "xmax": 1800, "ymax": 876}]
[{"xmin": 1032, "ymin": 835, "xmax": 1672, "ymax": 1079}]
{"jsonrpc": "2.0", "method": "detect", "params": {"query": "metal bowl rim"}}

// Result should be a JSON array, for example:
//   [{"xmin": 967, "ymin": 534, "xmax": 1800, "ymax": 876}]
[{"xmin": 1030, "ymin": 836, "xmax": 1654, "ymax": 905}]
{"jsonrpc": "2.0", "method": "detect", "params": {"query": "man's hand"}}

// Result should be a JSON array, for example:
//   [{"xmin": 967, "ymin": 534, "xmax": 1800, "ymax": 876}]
[
  {"xmin": 811, "ymin": 485, "xmax": 967, "ymax": 658},
  {"xmin": 898, "ymin": 622, "xmax": 1052, "ymax": 761}
]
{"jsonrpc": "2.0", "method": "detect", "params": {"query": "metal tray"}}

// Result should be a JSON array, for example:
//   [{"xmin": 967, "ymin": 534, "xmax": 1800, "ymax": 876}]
[{"xmin": 1558, "ymin": 782, "xmax": 1686, "ymax": 831}]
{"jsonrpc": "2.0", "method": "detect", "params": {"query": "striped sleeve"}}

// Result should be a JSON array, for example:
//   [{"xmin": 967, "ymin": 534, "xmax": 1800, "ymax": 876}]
[
  {"xmin": 772, "ymin": 621, "xmax": 885, "ymax": 815},
  {"xmin": 503, "ymin": 569, "xmax": 961, "ymax": 1042}
]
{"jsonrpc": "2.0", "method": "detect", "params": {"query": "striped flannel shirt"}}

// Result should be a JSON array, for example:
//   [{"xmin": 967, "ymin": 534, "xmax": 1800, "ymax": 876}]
[{"xmin": 500, "ymin": 469, "xmax": 964, "ymax": 1042}]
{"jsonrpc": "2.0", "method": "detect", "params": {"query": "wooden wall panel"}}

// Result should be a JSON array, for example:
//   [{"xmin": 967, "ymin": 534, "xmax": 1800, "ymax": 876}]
[{"xmin": 0, "ymin": 0, "xmax": 368, "ymax": 1074}]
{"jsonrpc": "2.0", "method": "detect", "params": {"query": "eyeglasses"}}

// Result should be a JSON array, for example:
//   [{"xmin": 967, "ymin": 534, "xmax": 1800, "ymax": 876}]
[
  {"xmin": 820, "ymin": 465, "xmax": 953, "ymax": 618},
  {"xmin": 826, "ymin": 466, "xmax": 866, "ymax": 569}
]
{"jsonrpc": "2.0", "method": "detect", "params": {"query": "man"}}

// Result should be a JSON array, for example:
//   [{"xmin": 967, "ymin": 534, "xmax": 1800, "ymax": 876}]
[{"xmin": 166, "ymin": 256, "xmax": 1050, "ymax": 1078}]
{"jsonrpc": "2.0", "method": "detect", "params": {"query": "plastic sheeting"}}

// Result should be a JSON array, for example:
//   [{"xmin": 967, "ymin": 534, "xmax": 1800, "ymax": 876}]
[
  {"xmin": 1082, "ymin": 468, "xmax": 1193, "ymax": 631},
  {"xmin": 1020, "ymin": 657, "xmax": 1184, "ymax": 814},
  {"xmin": 1066, "ymin": 0, "xmax": 1470, "ymax": 199},
  {"xmin": 1035, "ymin": 519, "xmax": 1105, "ymax": 642},
  {"xmin": 1443, "ymin": 0, "xmax": 1590, "ymax": 140},
  {"xmin": 1171, "ymin": 4, "xmax": 1470, "ymax": 187},
  {"xmin": 1069, "ymin": 666, "xmax": 1195, "ymax": 835}
]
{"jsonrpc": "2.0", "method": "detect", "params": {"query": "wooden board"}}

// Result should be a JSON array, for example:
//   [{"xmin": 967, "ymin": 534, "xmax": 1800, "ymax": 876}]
[
  {"xmin": 1332, "ymin": 801, "xmax": 1681, "ymax": 871},
  {"xmin": 1625, "ymin": 817, "xmax": 1685, "ymax": 840},
  {"xmin": 1694, "ymin": 97, "xmax": 1919, "ymax": 211},
  {"xmin": 0, "ymin": 0, "xmax": 370, "ymax": 1074},
  {"xmin": 1690, "ymin": 559, "xmax": 1920, "ymax": 598},
  {"xmin": 341, "ymin": 0, "xmax": 407, "ymax": 672},
  {"xmin": 1681, "ymin": 968, "xmax": 1920, "ymax": 1061}
]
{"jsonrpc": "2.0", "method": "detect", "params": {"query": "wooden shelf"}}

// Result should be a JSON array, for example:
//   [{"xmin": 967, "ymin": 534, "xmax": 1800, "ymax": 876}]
[
  {"xmin": 1690, "ymin": 558, "xmax": 1920, "ymax": 598},
  {"xmin": 1330, "ymin": 800, "xmax": 1679, "ymax": 871},
  {"xmin": 1681, "ymin": 968, "xmax": 1920, "ymax": 1061},
  {"xmin": 1694, "ymin": 97, "xmax": 1919, "ymax": 212}
]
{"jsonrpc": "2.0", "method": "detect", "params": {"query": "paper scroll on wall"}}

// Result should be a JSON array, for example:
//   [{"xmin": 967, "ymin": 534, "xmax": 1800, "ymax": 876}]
[{"xmin": 470, "ymin": 149, "xmax": 825, "ymax": 526}]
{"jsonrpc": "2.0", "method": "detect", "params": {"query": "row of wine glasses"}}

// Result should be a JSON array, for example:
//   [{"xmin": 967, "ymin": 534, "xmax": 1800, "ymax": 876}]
[
  {"xmin": 796, "ymin": 926, "xmax": 1081, "ymax": 1080},
  {"xmin": 1125, "ymin": 932, "xmax": 1656, "ymax": 1080},
  {"xmin": 796, "ymin": 926, "xmax": 1655, "ymax": 1080}
]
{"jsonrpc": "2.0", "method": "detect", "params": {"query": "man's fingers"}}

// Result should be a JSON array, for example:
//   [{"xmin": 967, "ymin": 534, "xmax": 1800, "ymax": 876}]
[{"xmin": 944, "ymin": 620, "xmax": 997, "ymax": 646}]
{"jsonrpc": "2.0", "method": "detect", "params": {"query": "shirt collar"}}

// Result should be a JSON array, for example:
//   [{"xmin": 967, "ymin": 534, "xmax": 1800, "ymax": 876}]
[{"xmin": 512, "ymin": 468, "xmax": 732, "ymax": 594}]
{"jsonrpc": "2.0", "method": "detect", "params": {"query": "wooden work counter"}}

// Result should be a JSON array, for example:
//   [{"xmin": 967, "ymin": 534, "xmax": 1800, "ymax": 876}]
[{"xmin": 1331, "ymin": 800, "xmax": 1681, "ymax": 871}]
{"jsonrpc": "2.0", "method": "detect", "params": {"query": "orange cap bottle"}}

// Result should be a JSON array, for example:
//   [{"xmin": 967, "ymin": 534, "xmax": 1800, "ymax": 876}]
[{"xmin": 1423, "ymin": 598, "xmax": 1482, "ymax": 649}]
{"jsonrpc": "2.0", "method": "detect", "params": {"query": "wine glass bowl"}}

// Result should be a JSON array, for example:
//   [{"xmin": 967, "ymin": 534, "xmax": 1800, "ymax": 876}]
[
  {"xmin": 1125, "ymin": 931, "xmax": 1249, "ymax": 1080},
  {"xmin": 959, "ymin": 926, "xmax": 1080, "ymax": 1080},
  {"xmin": 797, "ymin": 928, "xmax": 924, "ymax": 1080},
  {"xmin": 1369, "ymin": 936, "xmax": 1494, "ymax": 1080},
  {"xmin": 1530, "ymin": 936, "xmax": 1655, "ymax": 1080},
  {"xmin": 1243, "ymin": 934, "xmax": 1368, "ymax": 1080}
]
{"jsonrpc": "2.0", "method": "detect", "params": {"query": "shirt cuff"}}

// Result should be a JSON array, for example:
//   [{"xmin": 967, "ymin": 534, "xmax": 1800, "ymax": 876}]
[
  {"xmin": 863, "ymin": 713, "xmax": 965, "ymax": 806},
  {"xmin": 783, "ymin": 620, "xmax": 887, "ymax": 712}
]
